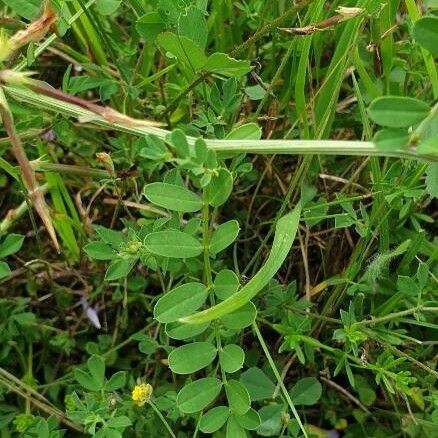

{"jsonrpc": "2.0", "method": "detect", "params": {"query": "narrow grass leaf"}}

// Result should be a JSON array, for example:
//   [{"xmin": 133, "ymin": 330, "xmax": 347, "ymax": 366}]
[{"xmin": 180, "ymin": 203, "xmax": 301, "ymax": 324}]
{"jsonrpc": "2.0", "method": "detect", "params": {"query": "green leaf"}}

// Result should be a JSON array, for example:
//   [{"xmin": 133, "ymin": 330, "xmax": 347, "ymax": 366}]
[
  {"xmin": 157, "ymin": 32, "xmax": 207, "ymax": 70},
  {"xmin": 206, "ymin": 169, "xmax": 233, "ymax": 207},
  {"xmin": 107, "ymin": 416, "xmax": 132, "ymax": 428},
  {"xmin": 0, "ymin": 234, "xmax": 24, "ymax": 258},
  {"xmin": 199, "ymin": 406, "xmax": 230, "ymax": 433},
  {"xmin": 178, "ymin": 5, "xmax": 208, "ymax": 49},
  {"xmin": 145, "ymin": 230, "xmax": 203, "ymax": 258},
  {"xmin": 221, "ymin": 302, "xmax": 256, "ymax": 329},
  {"xmin": 144, "ymin": 182, "xmax": 202, "ymax": 212},
  {"xmin": 84, "ymin": 242, "xmax": 115, "ymax": 260},
  {"xmin": 73, "ymin": 368, "xmax": 97, "ymax": 391},
  {"xmin": 368, "ymin": 97, "xmax": 430, "ymax": 128},
  {"xmin": 154, "ymin": 282, "xmax": 208, "ymax": 323},
  {"xmin": 105, "ymin": 371, "xmax": 126, "ymax": 391},
  {"xmin": 136, "ymin": 12, "xmax": 165, "ymax": 42},
  {"xmin": 289, "ymin": 377, "xmax": 322, "ymax": 406},
  {"xmin": 219, "ymin": 344, "xmax": 245, "ymax": 373},
  {"xmin": 226, "ymin": 416, "xmax": 246, "ymax": 438},
  {"xmin": 240, "ymin": 367, "xmax": 275, "ymax": 401},
  {"xmin": 257, "ymin": 404, "xmax": 284, "ymax": 436},
  {"xmin": 225, "ymin": 380, "xmax": 251, "ymax": 415},
  {"xmin": 165, "ymin": 321, "xmax": 210, "ymax": 340},
  {"xmin": 95, "ymin": 0, "xmax": 121, "ymax": 15},
  {"xmin": 177, "ymin": 378, "xmax": 223, "ymax": 413},
  {"xmin": 105, "ymin": 258, "xmax": 136, "ymax": 281},
  {"xmin": 425, "ymin": 164, "xmax": 438, "ymax": 198},
  {"xmin": 210, "ymin": 220, "xmax": 240, "ymax": 255},
  {"xmin": 0, "ymin": 261, "xmax": 11, "ymax": 280},
  {"xmin": 413, "ymin": 16, "xmax": 438, "ymax": 55},
  {"xmin": 87, "ymin": 355, "xmax": 105, "ymax": 389},
  {"xmin": 203, "ymin": 53, "xmax": 252, "ymax": 77},
  {"xmin": 417, "ymin": 137, "xmax": 438, "ymax": 157},
  {"xmin": 180, "ymin": 203, "xmax": 301, "ymax": 324},
  {"xmin": 214, "ymin": 269, "xmax": 240, "ymax": 300},
  {"xmin": 170, "ymin": 129, "xmax": 190, "ymax": 158},
  {"xmin": 1, "ymin": 0, "xmax": 40, "ymax": 20},
  {"xmin": 94, "ymin": 225, "xmax": 124, "ymax": 248},
  {"xmin": 236, "ymin": 408, "xmax": 261, "ymax": 430},
  {"xmin": 373, "ymin": 129, "xmax": 409, "ymax": 151},
  {"xmin": 168, "ymin": 342, "xmax": 217, "ymax": 374},
  {"xmin": 226, "ymin": 123, "xmax": 262, "ymax": 140}
]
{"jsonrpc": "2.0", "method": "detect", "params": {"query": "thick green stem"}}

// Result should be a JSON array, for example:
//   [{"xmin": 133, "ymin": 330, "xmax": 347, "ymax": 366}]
[{"xmin": 5, "ymin": 85, "xmax": 433, "ymax": 162}]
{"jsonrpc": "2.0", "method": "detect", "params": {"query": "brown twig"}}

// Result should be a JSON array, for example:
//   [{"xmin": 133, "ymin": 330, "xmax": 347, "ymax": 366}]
[{"xmin": 0, "ymin": 88, "xmax": 59, "ymax": 251}]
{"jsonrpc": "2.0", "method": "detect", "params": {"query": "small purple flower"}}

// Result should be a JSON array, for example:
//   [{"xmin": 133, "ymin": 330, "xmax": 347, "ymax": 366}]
[
  {"xmin": 80, "ymin": 296, "xmax": 101, "ymax": 329},
  {"xmin": 41, "ymin": 129, "xmax": 57, "ymax": 142}
]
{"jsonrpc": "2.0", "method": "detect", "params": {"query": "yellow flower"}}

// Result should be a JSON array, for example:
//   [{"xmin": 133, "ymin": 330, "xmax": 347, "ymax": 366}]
[{"xmin": 131, "ymin": 383, "xmax": 153, "ymax": 406}]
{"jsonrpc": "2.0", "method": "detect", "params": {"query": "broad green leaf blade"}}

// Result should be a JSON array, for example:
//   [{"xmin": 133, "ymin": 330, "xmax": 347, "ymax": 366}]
[
  {"xmin": 225, "ymin": 380, "xmax": 251, "ymax": 415},
  {"xmin": 83, "ymin": 242, "xmax": 115, "ymax": 260},
  {"xmin": 177, "ymin": 5, "xmax": 208, "ymax": 49},
  {"xmin": 177, "ymin": 378, "xmax": 223, "ymax": 413},
  {"xmin": 144, "ymin": 230, "xmax": 203, "ymax": 258},
  {"xmin": 0, "ymin": 261, "xmax": 11, "ymax": 280},
  {"xmin": 425, "ymin": 164, "xmax": 438, "ymax": 198},
  {"xmin": 168, "ymin": 342, "xmax": 217, "ymax": 374},
  {"xmin": 136, "ymin": 12, "xmax": 165, "ymax": 42},
  {"xmin": 221, "ymin": 302, "xmax": 256, "ymax": 329},
  {"xmin": 0, "ymin": 234, "xmax": 24, "ymax": 258},
  {"xmin": 226, "ymin": 415, "xmax": 246, "ymax": 438},
  {"xmin": 157, "ymin": 32, "xmax": 207, "ymax": 70},
  {"xmin": 240, "ymin": 367, "xmax": 275, "ymax": 401},
  {"xmin": 289, "ymin": 377, "xmax": 322, "ymax": 406},
  {"xmin": 105, "ymin": 258, "xmax": 136, "ymax": 281},
  {"xmin": 214, "ymin": 269, "xmax": 240, "ymax": 300},
  {"xmin": 200, "ymin": 406, "xmax": 230, "ymax": 433},
  {"xmin": 210, "ymin": 220, "xmax": 240, "ymax": 255},
  {"xmin": 226, "ymin": 123, "xmax": 262, "ymax": 140},
  {"xmin": 180, "ymin": 203, "xmax": 301, "ymax": 324},
  {"xmin": 165, "ymin": 321, "xmax": 210, "ymax": 340},
  {"xmin": 219, "ymin": 344, "xmax": 245, "ymax": 373},
  {"xmin": 105, "ymin": 371, "xmax": 126, "ymax": 391},
  {"xmin": 95, "ymin": 0, "xmax": 121, "ymax": 15},
  {"xmin": 373, "ymin": 129, "xmax": 409, "ymax": 151},
  {"xmin": 144, "ymin": 182, "xmax": 202, "ymax": 212},
  {"xmin": 203, "ymin": 53, "xmax": 252, "ymax": 77},
  {"xmin": 154, "ymin": 282, "xmax": 208, "ymax": 323},
  {"xmin": 206, "ymin": 169, "xmax": 233, "ymax": 207},
  {"xmin": 413, "ymin": 16, "xmax": 438, "ymax": 55},
  {"xmin": 1, "ymin": 0, "xmax": 40, "ymax": 20},
  {"xmin": 235, "ymin": 408, "xmax": 261, "ymax": 430},
  {"xmin": 87, "ymin": 355, "xmax": 105, "ymax": 389},
  {"xmin": 368, "ymin": 97, "xmax": 431, "ymax": 128},
  {"xmin": 73, "ymin": 369, "xmax": 97, "ymax": 391}
]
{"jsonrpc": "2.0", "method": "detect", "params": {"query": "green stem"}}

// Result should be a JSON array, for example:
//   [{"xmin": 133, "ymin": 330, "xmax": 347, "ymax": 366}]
[
  {"xmin": 147, "ymin": 400, "xmax": 176, "ymax": 438},
  {"xmin": 3, "ymin": 86, "xmax": 435, "ymax": 162},
  {"xmin": 202, "ymin": 192, "xmax": 227, "ymax": 383},
  {"xmin": 355, "ymin": 306, "xmax": 438, "ymax": 327},
  {"xmin": 252, "ymin": 322, "xmax": 308, "ymax": 438}
]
